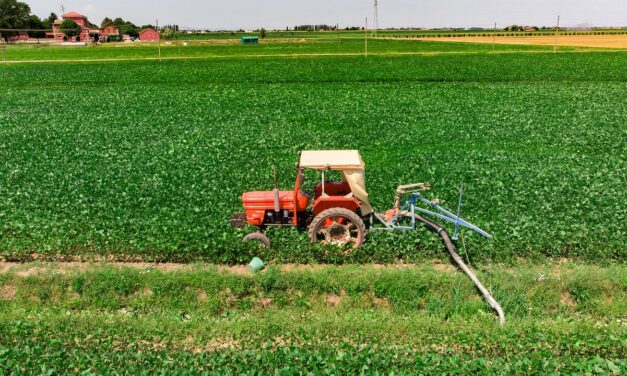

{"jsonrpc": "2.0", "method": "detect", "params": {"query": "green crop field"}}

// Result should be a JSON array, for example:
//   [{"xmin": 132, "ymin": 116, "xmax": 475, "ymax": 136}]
[
  {"xmin": 1, "ymin": 52, "xmax": 625, "ymax": 263},
  {"xmin": 0, "ymin": 263, "xmax": 625, "ymax": 373},
  {"xmin": 1, "ymin": 37, "xmax": 596, "ymax": 62},
  {"xmin": 1, "ymin": 42, "xmax": 626, "ymax": 373}
]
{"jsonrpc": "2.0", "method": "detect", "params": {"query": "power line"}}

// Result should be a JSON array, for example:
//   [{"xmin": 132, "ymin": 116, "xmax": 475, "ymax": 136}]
[{"xmin": 0, "ymin": 28, "xmax": 53, "ymax": 32}]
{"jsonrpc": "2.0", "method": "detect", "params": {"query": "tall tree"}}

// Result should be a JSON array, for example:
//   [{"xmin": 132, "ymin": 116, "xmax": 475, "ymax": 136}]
[
  {"xmin": 0, "ymin": 0, "xmax": 31, "ymax": 41},
  {"xmin": 162, "ymin": 27, "xmax": 174, "ymax": 40},
  {"xmin": 119, "ymin": 22, "xmax": 139, "ymax": 37},
  {"xmin": 59, "ymin": 19, "xmax": 81, "ymax": 39},
  {"xmin": 108, "ymin": 17, "xmax": 139, "ymax": 37},
  {"xmin": 27, "ymin": 14, "xmax": 45, "ymax": 38},
  {"xmin": 101, "ymin": 17, "xmax": 113, "ymax": 27},
  {"xmin": 42, "ymin": 12, "xmax": 57, "ymax": 29}
]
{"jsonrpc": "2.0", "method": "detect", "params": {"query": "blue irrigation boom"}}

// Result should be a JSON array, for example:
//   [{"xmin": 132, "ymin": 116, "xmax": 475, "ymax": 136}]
[{"xmin": 371, "ymin": 183, "xmax": 492, "ymax": 240}]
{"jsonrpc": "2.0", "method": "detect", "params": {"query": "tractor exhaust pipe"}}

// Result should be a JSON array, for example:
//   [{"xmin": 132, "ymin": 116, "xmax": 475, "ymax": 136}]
[
  {"xmin": 402, "ymin": 211, "xmax": 505, "ymax": 326},
  {"xmin": 272, "ymin": 165, "xmax": 280, "ymax": 213}
]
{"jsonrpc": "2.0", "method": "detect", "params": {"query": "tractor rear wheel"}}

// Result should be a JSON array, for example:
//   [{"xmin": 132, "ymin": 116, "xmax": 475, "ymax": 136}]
[
  {"xmin": 308, "ymin": 208, "xmax": 366, "ymax": 249},
  {"xmin": 243, "ymin": 232, "xmax": 271, "ymax": 249}
]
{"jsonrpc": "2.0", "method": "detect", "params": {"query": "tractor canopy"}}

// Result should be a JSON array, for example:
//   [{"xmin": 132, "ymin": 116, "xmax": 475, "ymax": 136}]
[{"xmin": 299, "ymin": 150, "xmax": 373, "ymax": 214}]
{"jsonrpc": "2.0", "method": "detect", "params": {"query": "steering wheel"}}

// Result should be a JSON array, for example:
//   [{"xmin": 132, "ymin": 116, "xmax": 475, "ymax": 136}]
[{"xmin": 300, "ymin": 184, "xmax": 313, "ymax": 199}]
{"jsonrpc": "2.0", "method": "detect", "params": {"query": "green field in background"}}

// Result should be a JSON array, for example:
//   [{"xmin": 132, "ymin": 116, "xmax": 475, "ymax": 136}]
[
  {"xmin": 1, "ymin": 38, "xmax": 596, "ymax": 61},
  {"xmin": 179, "ymin": 28, "xmax": 627, "ymax": 40}
]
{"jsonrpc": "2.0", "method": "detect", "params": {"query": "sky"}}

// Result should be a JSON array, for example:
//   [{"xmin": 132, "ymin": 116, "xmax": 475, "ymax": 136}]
[{"xmin": 25, "ymin": 0, "xmax": 627, "ymax": 30}]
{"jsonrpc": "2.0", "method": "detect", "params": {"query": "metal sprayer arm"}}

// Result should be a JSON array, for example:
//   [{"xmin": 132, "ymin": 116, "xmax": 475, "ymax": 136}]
[{"xmin": 412, "ymin": 192, "xmax": 492, "ymax": 239}]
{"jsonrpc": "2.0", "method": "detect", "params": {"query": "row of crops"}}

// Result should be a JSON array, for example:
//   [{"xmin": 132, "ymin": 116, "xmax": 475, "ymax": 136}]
[
  {"xmin": 0, "ymin": 264, "xmax": 625, "ymax": 373},
  {"xmin": 3, "ymin": 318, "xmax": 622, "ymax": 374},
  {"xmin": 1, "ymin": 52, "xmax": 626, "ymax": 263}
]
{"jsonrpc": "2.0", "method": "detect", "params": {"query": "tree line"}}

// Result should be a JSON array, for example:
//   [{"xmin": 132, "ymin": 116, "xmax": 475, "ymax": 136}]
[
  {"xmin": 0, "ymin": 0, "xmax": 155, "ymax": 41},
  {"xmin": 290, "ymin": 25, "xmax": 337, "ymax": 31},
  {"xmin": 0, "ymin": 0, "xmax": 57, "ymax": 40}
]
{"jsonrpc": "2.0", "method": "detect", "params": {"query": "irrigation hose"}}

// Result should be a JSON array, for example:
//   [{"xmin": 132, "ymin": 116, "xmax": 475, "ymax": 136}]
[{"xmin": 400, "ymin": 211, "xmax": 506, "ymax": 326}]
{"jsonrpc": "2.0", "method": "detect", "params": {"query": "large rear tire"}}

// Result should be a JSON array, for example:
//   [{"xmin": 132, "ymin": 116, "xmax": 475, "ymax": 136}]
[{"xmin": 308, "ymin": 208, "xmax": 366, "ymax": 250}]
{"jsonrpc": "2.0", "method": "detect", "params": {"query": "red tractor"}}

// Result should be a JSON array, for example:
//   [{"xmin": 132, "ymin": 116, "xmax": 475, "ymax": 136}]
[
  {"xmin": 230, "ymin": 150, "xmax": 372, "ymax": 249},
  {"xmin": 230, "ymin": 150, "xmax": 505, "ymax": 325}
]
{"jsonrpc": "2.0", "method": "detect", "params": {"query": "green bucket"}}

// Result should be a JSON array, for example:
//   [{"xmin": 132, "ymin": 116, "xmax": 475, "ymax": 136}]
[{"xmin": 248, "ymin": 257, "xmax": 265, "ymax": 273}]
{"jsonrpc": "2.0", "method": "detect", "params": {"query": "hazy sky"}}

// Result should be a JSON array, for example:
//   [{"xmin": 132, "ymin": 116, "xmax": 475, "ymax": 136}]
[{"xmin": 26, "ymin": 0, "xmax": 627, "ymax": 30}]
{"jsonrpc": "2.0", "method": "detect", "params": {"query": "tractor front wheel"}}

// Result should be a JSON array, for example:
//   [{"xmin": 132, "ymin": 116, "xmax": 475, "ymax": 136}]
[
  {"xmin": 243, "ymin": 232, "xmax": 271, "ymax": 249},
  {"xmin": 308, "ymin": 208, "xmax": 366, "ymax": 249}
]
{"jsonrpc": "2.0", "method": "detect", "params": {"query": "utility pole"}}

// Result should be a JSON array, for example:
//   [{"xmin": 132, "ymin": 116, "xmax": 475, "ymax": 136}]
[
  {"xmin": 365, "ymin": 17, "xmax": 368, "ymax": 57},
  {"xmin": 176, "ymin": 25, "xmax": 181, "ymax": 56},
  {"xmin": 493, "ymin": 22, "xmax": 496, "ymax": 52},
  {"xmin": 59, "ymin": 4, "xmax": 65, "ymax": 44},
  {"xmin": 156, "ymin": 19, "xmax": 162, "ymax": 61},
  {"xmin": 2, "ymin": 44, "xmax": 6, "ymax": 63},
  {"xmin": 336, "ymin": 23, "xmax": 340, "ymax": 51},
  {"xmin": 373, "ymin": 0, "xmax": 379, "ymax": 38},
  {"xmin": 554, "ymin": 15, "xmax": 560, "ymax": 53}
]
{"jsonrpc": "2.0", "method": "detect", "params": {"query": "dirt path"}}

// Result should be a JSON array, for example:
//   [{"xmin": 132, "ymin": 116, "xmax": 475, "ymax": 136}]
[
  {"xmin": 0, "ymin": 261, "xmax": 455, "ymax": 276},
  {"xmin": 2, "ymin": 48, "xmax": 621, "ymax": 64}
]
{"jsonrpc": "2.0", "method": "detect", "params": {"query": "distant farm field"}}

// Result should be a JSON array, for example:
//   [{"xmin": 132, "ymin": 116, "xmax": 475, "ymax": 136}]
[
  {"xmin": 1, "ymin": 38, "xmax": 595, "ymax": 62},
  {"xmin": 1, "ymin": 52, "xmax": 625, "ymax": 263},
  {"xmin": 435, "ymin": 34, "xmax": 627, "ymax": 49}
]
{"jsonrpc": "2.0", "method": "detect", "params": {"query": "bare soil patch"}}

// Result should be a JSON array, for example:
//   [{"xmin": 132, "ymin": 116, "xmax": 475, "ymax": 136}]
[
  {"xmin": 325, "ymin": 294, "xmax": 341, "ymax": 307},
  {"xmin": 0, "ymin": 262, "xmax": 193, "ymax": 275},
  {"xmin": 560, "ymin": 291, "xmax": 576, "ymax": 307},
  {"xmin": 433, "ymin": 263, "xmax": 456, "ymax": 272},
  {"xmin": 197, "ymin": 289, "xmax": 208, "ymax": 302},
  {"xmin": 255, "ymin": 297, "xmax": 274, "ymax": 309},
  {"xmin": 0, "ymin": 284, "xmax": 16, "ymax": 300},
  {"xmin": 374, "ymin": 297, "xmax": 390, "ymax": 309}
]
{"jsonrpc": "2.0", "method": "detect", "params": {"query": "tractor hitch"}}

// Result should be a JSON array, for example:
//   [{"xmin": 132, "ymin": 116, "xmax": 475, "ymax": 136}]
[{"xmin": 230, "ymin": 212, "xmax": 246, "ymax": 228}]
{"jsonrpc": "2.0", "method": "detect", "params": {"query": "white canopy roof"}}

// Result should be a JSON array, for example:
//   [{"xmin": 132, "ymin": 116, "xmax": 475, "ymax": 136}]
[
  {"xmin": 299, "ymin": 150, "xmax": 365, "ymax": 170},
  {"xmin": 298, "ymin": 150, "xmax": 372, "ymax": 214}
]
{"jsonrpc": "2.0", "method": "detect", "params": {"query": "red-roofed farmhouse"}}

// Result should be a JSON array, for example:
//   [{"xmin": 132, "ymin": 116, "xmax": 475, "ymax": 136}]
[
  {"xmin": 50, "ymin": 11, "xmax": 119, "ymax": 42},
  {"xmin": 139, "ymin": 28, "xmax": 160, "ymax": 41}
]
